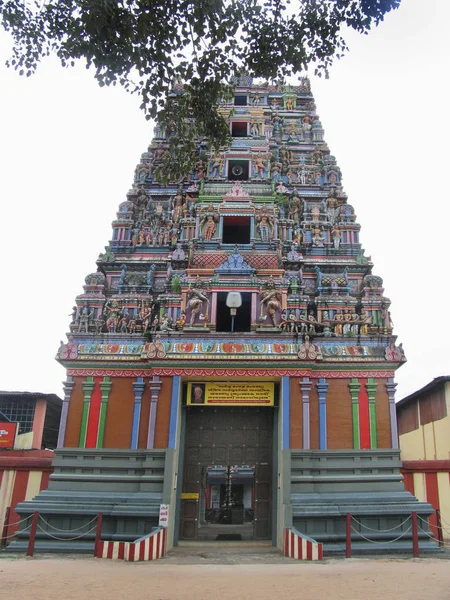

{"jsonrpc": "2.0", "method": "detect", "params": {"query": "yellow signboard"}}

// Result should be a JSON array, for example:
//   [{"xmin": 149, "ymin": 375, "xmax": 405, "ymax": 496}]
[
  {"xmin": 187, "ymin": 382, "xmax": 274, "ymax": 406},
  {"xmin": 181, "ymin": 493, "xmax": 200, "ymax": 500}
]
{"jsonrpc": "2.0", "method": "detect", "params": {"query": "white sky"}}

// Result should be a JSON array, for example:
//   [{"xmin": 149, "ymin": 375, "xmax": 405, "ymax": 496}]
[{"xmin": 0, "ymin": 0, "xmax": 448, "ymax": 401}]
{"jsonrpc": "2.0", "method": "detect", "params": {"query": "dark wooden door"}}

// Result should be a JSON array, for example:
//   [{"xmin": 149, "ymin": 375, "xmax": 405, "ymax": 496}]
[{"xmin": 180, "ymin": 405, "xmax": 273, "ymax": 540}]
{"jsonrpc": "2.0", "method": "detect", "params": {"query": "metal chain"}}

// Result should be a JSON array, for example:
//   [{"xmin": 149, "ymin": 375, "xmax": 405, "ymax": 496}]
[
  {"xmin": 38, "ymin": 514, "xmax": 98, "ymax": 532},
  {"xmin": 351, "ymin": 515, "xmax": 411, "ymax": 533},
  {"xmin": 350, "ymin": 524, "xmax": 412, "ymax": 544},
  {"xmin": 36, "ymin": 523, "xmax": 98, "ymax": 541}
]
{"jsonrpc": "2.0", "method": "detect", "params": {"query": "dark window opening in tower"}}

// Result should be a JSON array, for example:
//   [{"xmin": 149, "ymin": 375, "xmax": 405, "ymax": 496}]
[
  {"xmin": 216, "ymin": 292, "xmax": 252, "ymax": 333},
  {"xmin": 222, "ymin": 216, "xmax": 250, "ymax": 244},
  {"xmin": 234, "ymin": 96, "xmax": 247, "ymax": 106},
  {"xmin": 231, "ymin": 122, "xmax": 248, "ymax": 137},
  {"xmin": 228, "ymin": 160, "xmax": 249, "ymax": 181}
]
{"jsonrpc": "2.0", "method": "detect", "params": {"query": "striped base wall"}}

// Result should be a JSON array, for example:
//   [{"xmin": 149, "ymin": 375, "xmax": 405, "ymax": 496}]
[
  {"xmin": 97, "ymin": 527, "xmax": 167, "ymax": 561},
  {"xmin": 284, "ymin": 527, "xmax": 323, "ymax": 561},
  {"xmin": 0, "ymin": 451, "xmax": 54, "ymax": 541}
]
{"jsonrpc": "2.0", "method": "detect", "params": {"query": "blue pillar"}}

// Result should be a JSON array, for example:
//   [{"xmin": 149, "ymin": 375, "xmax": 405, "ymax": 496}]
[
  {"xmin": 131, "ymin": 377, "xmax": 145, "ymax": 449},
  {"xmin": 281, "ymin": 376, "xmax": 290, "ymax": 449},
  {"xmin": 317, "ymin": 377, "xmax": 329, "ymax": 450},
  {"xmin": 169, "ymin": 376, "xmax": 181, "ymax": 449}
]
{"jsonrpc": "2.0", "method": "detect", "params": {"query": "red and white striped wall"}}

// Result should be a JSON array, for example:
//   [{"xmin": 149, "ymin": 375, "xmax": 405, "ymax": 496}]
[
  {"xmin": 284, "ymin": 527, "xmax": 323, "ymax": 560},
  {"xmin": 97, "ymin": 527, "xmax": 167, "ymax": 561},
  {"xmin": 0, "ymin": 451, "xmax": 54, "ymax": 540}
]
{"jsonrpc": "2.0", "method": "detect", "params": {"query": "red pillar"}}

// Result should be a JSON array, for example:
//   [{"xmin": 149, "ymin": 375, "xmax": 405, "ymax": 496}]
[
  {"xmin": 94, "ymin": 513, "xmax": 103, "ymax": 557},
  {"xmin": 27, "ymin": 511, "xmax": 39, "ymax": 557}
]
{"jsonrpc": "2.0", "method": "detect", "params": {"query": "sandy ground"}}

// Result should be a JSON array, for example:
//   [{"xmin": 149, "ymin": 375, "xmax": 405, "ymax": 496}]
[{"xmin": 1, "ymin": 553, "xmax": 449, "ymax": 600}]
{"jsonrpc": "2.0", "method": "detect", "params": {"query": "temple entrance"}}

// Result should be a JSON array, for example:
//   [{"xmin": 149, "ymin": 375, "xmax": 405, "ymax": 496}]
[{"xmin": 179, "ymin": 406, "xmax": 273, "ymax": 541}]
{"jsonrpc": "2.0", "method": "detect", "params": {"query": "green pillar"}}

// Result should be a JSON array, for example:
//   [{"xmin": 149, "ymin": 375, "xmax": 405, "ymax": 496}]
[
  {"xmin": 79, "ymin": 376, "xmax": 95, "ymax": 448},
  {"xmin": 97, "ymin": 377, "xmax": 112, "ymax": 448},
  {"xmin": 366, "ymin": 378, "xmax": 378, "ymax": 449},
  {"xmin": 349, "ymin": 378, "xmax": 361, "ymax": 450}
]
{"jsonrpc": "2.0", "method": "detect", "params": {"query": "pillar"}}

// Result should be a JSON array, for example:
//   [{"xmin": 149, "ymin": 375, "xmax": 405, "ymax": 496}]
[
  {"xmin": 57, "ymin": 376, "xmax": 74, "ymax": 448},
  {"xmin": 131, "ymin": 377, "xmax": 145, "ymax": 449},
  {"xmin": 97, "ymin": 377, "xmax": 112, "ymax": 448},
  {"xmin": 281, "ymin": 376, "xmax": 290, "ymax": 449},
  {"xmin": 168, "ymin": 376, "xmax": 181, "ymax": 449},
  {"xmin": 147, "ymin": 375, "xmax": 162, "ymax": 449},
  {"xmin": 300, "ymin": 377, "xmax": 312, "ymax": 450},
  {"xmin": 31, "ymin": 398, "xmax": 47, "ymax": 450},
  {"xmin": 349, "ymin": 378, "xmax": 361, "ymax": 450},
  {"xmin": 366, "ymin": 378, "xmax": 378, "ymax": 449},
  {"xmin": 79, "ymin": 377, "xmax": 95, "ymax": 448},
  {"xmin": 386, "ymin": 378, "xmax": 399, "ymax": 449},
  {"xmin": 317, "ymin": 378, "xmax": 329, "ymax": 450}
]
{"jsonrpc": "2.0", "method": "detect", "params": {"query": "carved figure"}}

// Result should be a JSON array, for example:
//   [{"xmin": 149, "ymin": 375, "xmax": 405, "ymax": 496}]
[
  {"xmin": 200, "ymin": 205, "xmax": 219, "ymax": 241},
  {"xmin": 312, "ymin": 225, "xmax": 324, "ymax": 247},
  {"xmin": 260, "ymin": 288, "xmax": 281, "ymax": 326},
  {"xmin": 331, "ymin": 225, "xmax": 341, "ymax": 249},
  {"xmin": 250, "ymin": 121, "xmax": 260, "ymax": 136},
  {"xmin": 187, "ymin": 287, "xmax": 210, "ymax": 326},
  {"xmin": 78, "ymin": 305, "xmax": 92, "ymax": 333},
  {"xmin": 146, "ymin": 264, "xmax": 156, "ymax": 289},
  {"xmin": 210, "ymin": 154, "xmax": 224, "ymax": 178},
  {"xmin": 176, "ymin": 311, "xmax": 186, "ymax": 329},
  {"xmin": 298, "ymin": 335, "xmax": 319, "ymax": 360},
  {"xmin": 118, "ymin": 264, "xmax": 127, "ymax": 293},
  {"xmin": 253, "ymin": 153, "xmax": 267, "ymax": 178},
  {"xmin": 256, "ymin": 208, "xmax": 273, "ymax": 242},
  {"xmin": 104, "ymin": 300, "xmax": 121, "ymax": 333},
  {"xmin": 160, "ymin": 314, "xmax": 174, "ymax": 332}
]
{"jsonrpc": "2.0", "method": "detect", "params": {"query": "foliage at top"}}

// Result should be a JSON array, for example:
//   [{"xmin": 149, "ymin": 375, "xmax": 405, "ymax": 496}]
[{"xmin": 1, "ymin": 0, "xmax": 401, "ymax": 180}]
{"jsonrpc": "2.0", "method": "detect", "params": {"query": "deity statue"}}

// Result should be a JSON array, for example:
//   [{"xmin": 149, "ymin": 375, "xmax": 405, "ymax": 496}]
[
  {"xmin": 331, "ymin": 225, "xmax": 341, "ymax": 249},
  {"xmin": 187, "ymin": 287, "xmax": 210, "ymax": 326},
  {"xmin": 334, "ymin": 312, "xmax": 343, "ymax": 335},
  {"xmin": 146, "ymin": 264, "xmax": 156, "ymax": 289},
  {"xmin": 160, "ymin": 314, "xmax": 174, "ymax": 332},
  {"xmin": 256, "ymin": 207, "xmax": 273, "ymax": 242},
  {"xmin": 250, "ymin": 121, "xmax": 260, "ymax": 137},
  {"xmin": 200, "ymin": 204, "xmax": 219, "ymax": 241},
  {"xmin": 78, "ymin": 305, "xmax": 92, "ymax": 333},
  {"xmin": 104, "ymin": 300, "xmax": 121, "ymax": 333},
  {"xmin": 271, "ymin": 110, "xmax": 284, "ymax": 136},
  {"xmin": 210, "ymin": 154, "xmax": 224, "ymax": 178},
  {"xmin": 312, "ymin": 225, "xmax": 324, "ymax": 247},
  {"xmin": 253, "ymin": 153, "xmax": 267, "ymax": 178},
  {"xmin": 171, "ymin": 186, "xmax": 184, "ymax": 223},
  {"xmin": 259, "ymin": 287, "xmax": 281, "ymax": 327},
  {"xmin": 118, "ymin": 265, "xmax": 127, "ymax": 293}
]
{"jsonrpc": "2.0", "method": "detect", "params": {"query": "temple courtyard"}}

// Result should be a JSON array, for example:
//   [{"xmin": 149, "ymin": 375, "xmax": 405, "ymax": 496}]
[{"xmin": 1, "ymin": 552, "xmax": 449, "ymax": 600}]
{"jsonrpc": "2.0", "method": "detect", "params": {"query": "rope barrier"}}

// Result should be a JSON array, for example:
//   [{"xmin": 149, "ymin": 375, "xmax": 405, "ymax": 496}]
[
  {"xmin": 418, "ymin": 514, "xmax": 450, "ymax": 534},
  {"xmin": 38, "ymin": 514, "xmax": 98, "ymax": 532},
  {"xmin": 36, "ymin": 524, "xmax": 98, "ymax": 542},
  {"xmin": 1, "ymin": 524, "xmax": 32, "ymax": 540},
  {"xmin": 417, "ymin": 525, "xmax": 450, "ymax": 548},
  {"xmin": 351, "ymin": 515, "xmax": 411, "ymax": 533},
  {"xmin": 350, "ymin": 525, "xmax": 412, "ymax": 544},
  {"xmin": 2, "ymin": 514, "xmax": 33, "ymax": 527}
]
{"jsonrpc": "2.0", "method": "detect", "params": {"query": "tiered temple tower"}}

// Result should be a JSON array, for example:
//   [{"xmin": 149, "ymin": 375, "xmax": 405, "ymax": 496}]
[{"xmin": 11, "ymin": 78, "xmax": 435, "ymax": 554}]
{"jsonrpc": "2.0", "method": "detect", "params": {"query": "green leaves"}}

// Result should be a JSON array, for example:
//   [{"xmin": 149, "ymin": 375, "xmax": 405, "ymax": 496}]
[{"xmin": 1, "ymin": 0, "xmax": 401, "ymax": 178}]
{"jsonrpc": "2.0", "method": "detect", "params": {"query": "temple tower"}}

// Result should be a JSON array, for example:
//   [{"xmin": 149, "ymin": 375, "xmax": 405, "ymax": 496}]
[{"xmin": 10, "ymin": 78, "xmax": 435, "ymax": 554}]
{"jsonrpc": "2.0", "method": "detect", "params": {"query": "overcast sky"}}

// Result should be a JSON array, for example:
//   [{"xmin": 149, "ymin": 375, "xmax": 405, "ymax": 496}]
[{"xmin": 0, "ymin": 0, "xmax": 448, "ymax": 401}]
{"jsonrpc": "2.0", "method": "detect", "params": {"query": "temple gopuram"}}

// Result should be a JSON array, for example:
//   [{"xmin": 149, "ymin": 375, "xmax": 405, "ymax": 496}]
[{"xmin": 11, "ymin": 78, "xmax": 436, "ymax": 554}]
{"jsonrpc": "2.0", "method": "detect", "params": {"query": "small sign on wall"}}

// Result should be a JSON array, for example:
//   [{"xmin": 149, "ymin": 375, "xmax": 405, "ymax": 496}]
[
  {"xmin": 159, "ymin": 504, "xmax": 169, "ymax": 528},
  {"xmin": 0, "ymin": 422, "xmax": 18, "ymax": 449}
]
